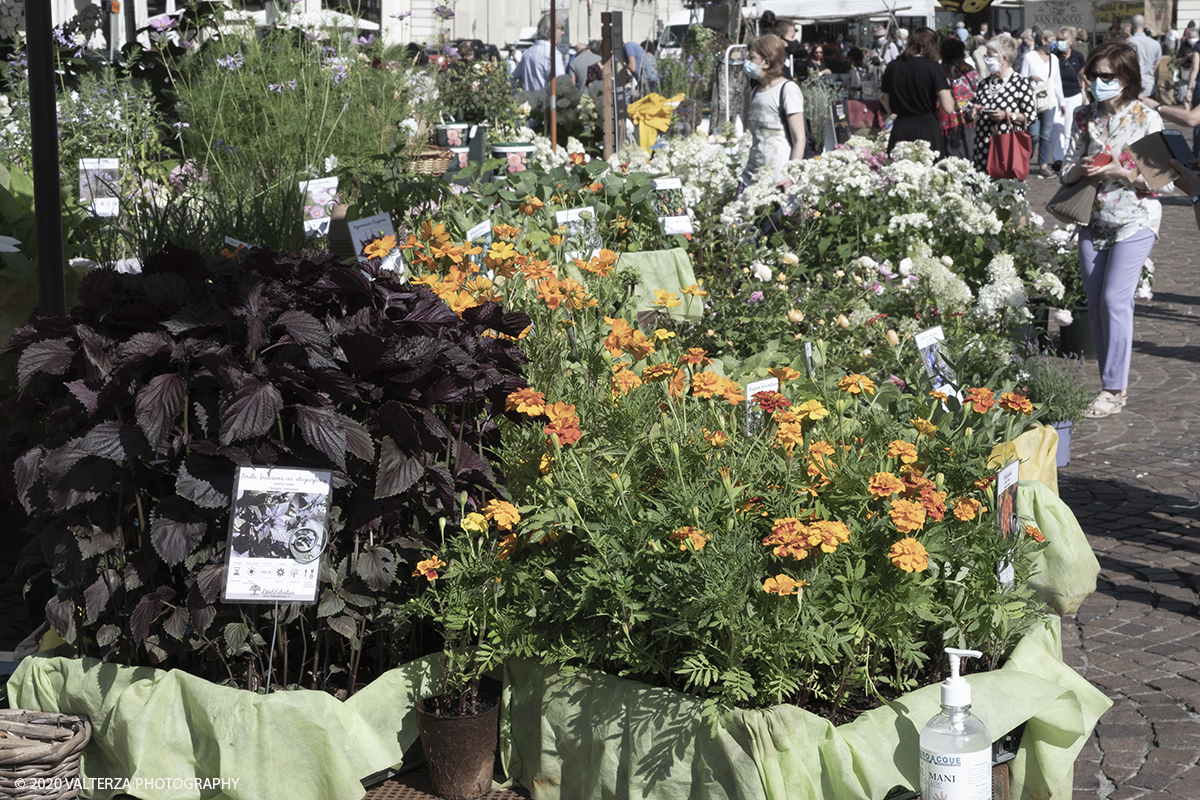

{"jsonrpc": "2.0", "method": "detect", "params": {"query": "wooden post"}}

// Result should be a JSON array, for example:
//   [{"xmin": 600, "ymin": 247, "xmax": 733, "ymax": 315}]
[
  {"xmin": 24, "ymin": 0, "xmax": 65, "ymax": 316},
  {"xmin": 600, "ymin": 11, "xmax": 626, "ymax": 159}
]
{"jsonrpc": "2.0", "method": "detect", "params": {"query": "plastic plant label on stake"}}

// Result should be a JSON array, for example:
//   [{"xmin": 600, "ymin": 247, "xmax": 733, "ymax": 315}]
[
  {"xmin": 348, "ymin": 213, "xmax": 398, "ymax": 261},
  {"xmin": 995, "ymin": 459, "xmax": 1020, "ymax": 591},
  {"xmin": 298, "ymin": 176, "xmax": 339, "ymax": 239},
  {"xmin": 556, "ymin": 206, "xmax": 602, "ymax": 262},
  {"xmin": 804, "ymin": 341, "xmax": 815, "ymax": 377},
  {"xmin": 745, "ymin": 377, "xmax": 780, "ymax": 437},
  {"xmin": 466, "ymin": 219, "xmax": 493, "ymax": 274},
  {"xmin": 914, "ymin": 324, "xmax": 959, "ymax": 397},
  {"xmin": 651, "ymin": 177, "xmax": 693, "ymax": 235},
  {"xmin": 222, "ymin": 237, "xmax": 254, "ymax": 258},
  {"xmin": 222, "ymin": 466, "xmax": 333, "ymax": 604},
  {"xmin": 79, "ymin": 158, "xmax": 120, "ymax": 217}
]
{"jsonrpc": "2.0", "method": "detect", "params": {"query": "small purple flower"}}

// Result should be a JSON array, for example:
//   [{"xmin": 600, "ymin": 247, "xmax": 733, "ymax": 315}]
[
  {"xmin": 442, "ymin": 44, "xmax": 459, "ymax": 58},
  {"xmin": 748, "ymin": 291, "xmax": 764, "ymax": 305},
  {"xmin": 269, "ymin": 83, "xmax": 282, "ymax": 93},
  {"xmin": 216, "ymin": 52, "xmax": 244, "ymax": 70},
  {"xmin": 328, "ymin": 62, "xmax": 348, "ymax": 85},
  {"xmin": 357, "ymin": 34, "xmax": 375, "ymax": 46},
  {"xmin": 173, "ymin": 121, "xmax": 190, "ymax": 130},
  {"xmin": 390, "ymin": 10, "xmax": 412, "ymax": 19},
  {"xmin": 149, "ymin": 15, "xmax": 177, "ymax": 32},
  {"xmin": 433, "ymin": 4, "xmax": 455, "ymax": 19}
]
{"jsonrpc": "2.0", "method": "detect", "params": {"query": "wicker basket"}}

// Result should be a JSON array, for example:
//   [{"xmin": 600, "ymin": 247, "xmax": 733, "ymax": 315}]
[
  {"xmin": 0, "ymin": 710, "xmax": 92, "ymax": 800},
  {"xmin": 412, "ymin": 145, "xmax": 454, "ymax": 176}
]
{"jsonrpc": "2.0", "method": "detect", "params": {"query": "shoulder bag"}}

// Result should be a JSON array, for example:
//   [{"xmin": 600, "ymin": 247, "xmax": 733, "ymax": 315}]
[
  {"xmin": 1046, "ymin": 176, "xmax": 1098, "ymax": 224},
  {"xmin": 1032, "ymin": 55, "xmax": 1055, "ymax": 113},
  {"xmin": 987, "ymin": 127, "xmax": 1033, "ymax": 180}
]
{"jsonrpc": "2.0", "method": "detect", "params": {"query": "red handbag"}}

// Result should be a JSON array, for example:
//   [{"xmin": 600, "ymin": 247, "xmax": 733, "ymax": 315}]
[{"xmin": 986, "ymin": 130, "xmax": 1032, "ymax": 181}]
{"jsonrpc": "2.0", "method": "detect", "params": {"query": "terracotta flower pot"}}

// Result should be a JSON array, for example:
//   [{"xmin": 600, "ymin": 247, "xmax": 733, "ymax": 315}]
[{"xmin": 415, "ymin": 696, "xmax": 499, "ymax": 800}]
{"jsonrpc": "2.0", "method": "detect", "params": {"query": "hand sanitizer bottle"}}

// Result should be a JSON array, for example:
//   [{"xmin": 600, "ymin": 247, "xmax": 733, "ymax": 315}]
[{"xmin": 919, "ymin": 648, "xmax": 992, "ymax": 800}]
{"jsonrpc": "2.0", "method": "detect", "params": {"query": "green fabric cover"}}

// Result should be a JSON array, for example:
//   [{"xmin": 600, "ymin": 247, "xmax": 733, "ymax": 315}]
[
  {"xmin": 501, "ymin": 617, "xmax": 1110, "ymax": 800},
  {"xmin": 1020, "ymin": 479, "xmax": 1100, "ymax": 616},
  {"xmin": 620, "ymin": 248, "xmax": 702, "ymax": 323}
]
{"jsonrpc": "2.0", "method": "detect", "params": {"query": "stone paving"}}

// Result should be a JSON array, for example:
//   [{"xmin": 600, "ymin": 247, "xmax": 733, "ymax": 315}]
[{"xmin": 1022, "ymin": 171, "xmax": 1200, "ymax": 798}]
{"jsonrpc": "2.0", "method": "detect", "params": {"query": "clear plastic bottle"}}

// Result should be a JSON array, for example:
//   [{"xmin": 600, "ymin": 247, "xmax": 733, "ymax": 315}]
[{"xmin": 918, "ymin": 648, "xmax": 992, "ymax": 800}]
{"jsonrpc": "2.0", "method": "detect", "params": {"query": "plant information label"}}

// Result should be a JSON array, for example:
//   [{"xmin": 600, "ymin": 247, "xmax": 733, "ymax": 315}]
[
  {"xmin": 222, "ymin": 466, "xmax": 333, "ymax": 604},
  {"xmin": 79, "ymin": 158, "xmax": 120, "ymax": 217}
]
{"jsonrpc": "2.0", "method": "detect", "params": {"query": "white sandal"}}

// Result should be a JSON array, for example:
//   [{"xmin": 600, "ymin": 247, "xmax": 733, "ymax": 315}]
[{"xmin": 1083, "ymin": 390, "xmax": 1126, "ymax": 419}]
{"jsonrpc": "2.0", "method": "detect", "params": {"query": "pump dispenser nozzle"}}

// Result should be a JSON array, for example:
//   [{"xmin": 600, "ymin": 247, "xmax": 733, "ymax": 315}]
[{"xmin": 941, "ymin": 647, "xmax": 982, "ymax": 708}]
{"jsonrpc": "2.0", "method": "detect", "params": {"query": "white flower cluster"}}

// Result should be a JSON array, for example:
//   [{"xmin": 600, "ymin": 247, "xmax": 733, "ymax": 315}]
[
  {"xmin": 1137, "ymin": 257, "xmax": 1155, "ymax": 301},
  {"xmin": 649, "ymin": 133, "xmax": 744, "ymax": 210},
  {"xmin": 1032, "ymin": 271, "xmax": 1065, "ymax": 301},
  {"xmin": 527, "ymin": 134, "xmax": 587, "ymax": 172},
  {"xmin": 909, "ymin": 244, "xmax": 972, "ymax": 312},
  {"xmin": 975, "ymin": 252, "xmax": 1029, "ymax": 318}
]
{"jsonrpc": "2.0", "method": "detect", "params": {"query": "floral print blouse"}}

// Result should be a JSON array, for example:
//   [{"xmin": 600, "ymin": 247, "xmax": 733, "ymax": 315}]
[{"xmin": 1061, "ymin": 99, "xmax": 1168, "ymax": 250}]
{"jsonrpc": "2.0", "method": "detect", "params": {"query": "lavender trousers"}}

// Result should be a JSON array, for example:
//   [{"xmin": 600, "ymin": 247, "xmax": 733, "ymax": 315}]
[{"xmin": 1078, "ymin": 226, "xmax": 1157, "ymax": 392}]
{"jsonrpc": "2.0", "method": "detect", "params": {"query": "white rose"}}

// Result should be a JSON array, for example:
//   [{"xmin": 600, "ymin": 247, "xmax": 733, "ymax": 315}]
[
  {"xmin": 781, "ymin": 252, "xmax": 799, "ymax": 267},
  {"xmin": 751, "ymin": 261, "xmax": 772, "ymax": 281},
  {"xmin": 858, "ymin": 255, "xmax": 878, "ymax": 269},
  {"xmin": 898, "ymin": 258, "xmax": 914, "ymax": 277},
  {"xmin": 940, "ymin": 255, "xmax": 953, "ymax": 267},
  {"xmin": 1052, "ymin": 308, "xmax": 1074, "ymax": 326}
]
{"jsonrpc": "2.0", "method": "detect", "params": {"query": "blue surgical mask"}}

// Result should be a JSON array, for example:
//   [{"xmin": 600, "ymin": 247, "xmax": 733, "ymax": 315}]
[
  {"xmin": 984, "ymin": 56, "xmax": 1002, "ymax": 74},
  {"xmin": 1093, "ymin": 78, "xmax": 1122, "ymax": 101},
  {"xmin": 1055, "ymin": 40, "xmax": 1067, "ymax": 52},
  {"xmin": 743, "ymin": 60, "xmax": 761, "ymax": 79}
]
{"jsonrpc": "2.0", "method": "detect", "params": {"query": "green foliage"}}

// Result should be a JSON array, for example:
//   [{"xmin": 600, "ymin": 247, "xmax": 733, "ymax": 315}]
[{"xmin": 1015, "ymin": 354, "xmax": 1091, "ymax": 424}]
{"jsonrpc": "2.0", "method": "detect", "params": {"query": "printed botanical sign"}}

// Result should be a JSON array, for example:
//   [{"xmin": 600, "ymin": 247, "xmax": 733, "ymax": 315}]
[{"xmin": 79, "ymin": 158, "xmax": 120, "ymax": 217}]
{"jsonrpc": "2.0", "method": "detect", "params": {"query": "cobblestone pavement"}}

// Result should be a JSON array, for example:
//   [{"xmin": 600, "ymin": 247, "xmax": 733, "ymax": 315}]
[{"xmin": 1023, "ymin": 166, "xmax": 1200, "ymax": 798}]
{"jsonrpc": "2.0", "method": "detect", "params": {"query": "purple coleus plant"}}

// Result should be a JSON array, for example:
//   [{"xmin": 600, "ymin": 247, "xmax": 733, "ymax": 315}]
[{"xmin": 1, "ymin": 245, "xmax": 533, "ymax": 688}]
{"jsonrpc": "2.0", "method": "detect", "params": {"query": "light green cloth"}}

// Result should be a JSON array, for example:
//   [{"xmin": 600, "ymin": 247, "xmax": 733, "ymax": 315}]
[
  {"xmin": 8, "ymin": 654, "xmax": 444, "ymax": 800},
  {"xmin": 620, "ymin": 248, "xmax": 702, "ymax": 323},
  {"xmin": 501, "ymin": 617, "xmax": 1110, "ymax": 800},
  {"xmin": 1021, "ymin": 479, "xmax": 1100, "ymax": 615}
]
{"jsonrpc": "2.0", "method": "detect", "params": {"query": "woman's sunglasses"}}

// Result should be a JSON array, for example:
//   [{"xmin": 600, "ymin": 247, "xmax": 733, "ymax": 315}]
[{"xmin": 1088, "ymin": 71, "xmax": 1117, "ymax": 81}]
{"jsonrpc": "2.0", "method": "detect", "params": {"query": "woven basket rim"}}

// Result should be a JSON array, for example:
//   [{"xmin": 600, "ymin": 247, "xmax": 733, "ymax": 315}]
[{"xmin": 0, "ymin": 710, "xmax": 91, "ymax": 769}]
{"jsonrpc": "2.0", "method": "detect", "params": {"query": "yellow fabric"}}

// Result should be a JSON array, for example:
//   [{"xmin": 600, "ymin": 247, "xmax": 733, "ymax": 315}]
[
  {"xmin": 627, "ymin": 93, "xmax": 686, "ymax": 152},
  {"xmin": 989, "ymin": 424, "xmax": 1060, "ymax": 496}
]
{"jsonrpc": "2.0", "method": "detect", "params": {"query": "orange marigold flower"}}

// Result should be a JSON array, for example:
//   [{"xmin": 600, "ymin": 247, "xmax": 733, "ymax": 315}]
[
  {"xmin": 963, "ymin": 387, "xmax": 996, "ymax": 413},
  {"xmin": 911, "ymin": 418, "xmax": 938, "ymax": 436},
  {"xmin": 703, "ymin": 428, "xmax": 729, "ymax": 447},
  {"xmin": 482, "ymin": 499, "xmax": 521, "ymax": 531},
  {"xmin": 809, "ymin": 519, "xmax": 851, "ymax": 553},
  {"xmin": 669, "ymin": 526, "xmax": 710, "ymax": 552},
  {"xmin": 545, "ymin": 416, "xmax": 582, "ymax": 446},
  {"xmin": 887, "ymin": 440, "xmax": 919, "ymax": 464},
  {"xmin": 768, "ymin": 366, "xmax": 801, "ymax": 383},
  {"xmin": 1026, "ymin": 524, "xmax": 1046, "ymax": 543},
  {"xmin": 889, "ymin": 538, "xmax": 929, "ymax": 572},
  {"xmin": 889, "ymin": 498, "xmax": 927, "ymax": 534},
  {"xmin": 642, "ymin": 362, "xmax": 677, "ymax": 382},
  {"xmin": 974, "ymin": 476, "xmax": 995, "ymax": 491},
  {"xmin": 519, "ymin": 195, "xmax": 544, "ymax": 215},
  {"xmin": 929, "ymin": 388, "xmax": 950, "ymax": 403},
  {"xmin": 690, "ymin": 370, "xmax": 724, "ymax": 399},
  {"xmin": 679, "ymin": 347, "xmax": 712, "ymax": 366},
  {"xmin": 764, "ymin": 517, "xmax": 810, "ymax": 560},
  {"xmin": 953, "ymin": 497, "xmax": 983, "ymax": 522},
  {"xmin": 496, "ymin": 532, "xmax": 519, "ymax": 561},
  {"xmin": 652, "ymin": 289, "xmax": 683, "ymax": 310},
  {"xmin": 774, "ymin": 421, "xmax": 805, "ymax": 453},
  {"xmin": 868, "ymin": 472, "xmax": 906, "ymax": 497},
  {"xmin": 999, "ymin": 392, "xmax": 1033, "ymax": 414},
  {"xmin": 719, "ymin": 377, "xmax": 745, "ymax": 405},
  {"xmin": 506, "ymin": 388, "xmax": 547, "ymax": 416},
  {"xmin": 363, "ymin": 235, "xmax": 396, "ymax": 260},
  {"xmin": 413, "ymin": 555, "xmax": 446, "ymax": 581},
  {"xmin": 838, "ymin": 374, "xmax": 877, "ymax": 395},
  {"xmin": 920, "ymin": 487, "xmax": 947, "ymax": 522},
  {"xmin": 753, "ymin": 391, "xmax": 791, "ymax": 413},
  {"xmin": 793, "ymin": 399, "xmax": 829, "ymax": 422},
  {"xmin": 612, "ymin": 370, "xmax": 643, "ymax": 396},
  {"xmin": 763, "ymin": 574, "xmax": 807, "ymax": 595}
]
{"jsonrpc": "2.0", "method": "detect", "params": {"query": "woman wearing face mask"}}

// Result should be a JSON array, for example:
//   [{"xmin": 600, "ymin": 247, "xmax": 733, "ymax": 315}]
[
  {"xmin": 970, "ymin": 35, "xmax": 1034, "ymax": 175},
  {"xmin": 739, "ymin": 34, "xmax": 806, "ymax": 192},
  {"xmin": 1021, "ymin": 29, "xmax": 1065, "ymax": 177},
  {"xmin": 1052, "ymin": 26, "xmax": 1086, "ymax": 168},
  {"xmin": 880, "ymin": 27, "xmax": 956, "ymax": 155},
  {"xmin": 1060, "ymin": 43, "xmax": 1168, "ymax": 418}
]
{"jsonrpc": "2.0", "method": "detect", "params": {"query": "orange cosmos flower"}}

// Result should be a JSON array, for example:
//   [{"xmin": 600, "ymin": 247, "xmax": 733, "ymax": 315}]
[
  {"xmin": 623, "ymin": 330, "xmax": 656, "ymax": 360},
  {"xmin": 568, "ymin": 152, "xmax": 587, "ymax": 165},
  {"xmin": 889, "ymin": 498, "xmax": 927, "ymax": 534},
  {"xmin": 482, "ymin": 499, "xmax": 521, "ymax": 530},
  {"xmin": 413, "ymin": 555, "xmax": 446, "ymax": 581},
  {"xmin": 506, "ymin": 388, "xmax": 547, "ymax": 416},
  {"xmin": 419, "ymin": 221, "xmax": 450, "ymax": 245},
  {"xmin": 603, "ymin": 317, "xmax": 635, "ymax": 356},
  {"xmin": 535, "ymin": 277, "xmax": 567, "ymax": 309},
  {"xmin": 838, "ymin": 374, "xmax": 876, "ymax": 395},
  {"xmin": 963, "ymin": 387, "xmax": 996, "ymax": 413},
  {"xmin": 868, "ymin": 472, "xmax": 906, "ymax": 498},
  {"xmin": 887, "ymin": 440, "xmax": 919, "ymax": 464},
  {"xmin": 519, "ymin": 195, "xmax": 544, "ymax": 215},
  {"xmin": 493, "ymin": 223, "xmax": 521, "ymax": 240},
  {"xmin": 768, "ymin": 366, "xmax": 801, "ymax": 383},
  {"xmin": 667, "ymin": 367, "xmax": 687, "ymax": 398},
  {"xmin": 652, "ymin": 290, "xmax": 683, "ymax": 310},
  {"xmin": 889, "ymin": 538, "xmax": 929, "ymax": 572},
  {"xmin": 669, "ymin": 526, "xmax": 710, "ymax": 552},
  {"xmin": 999, "ymin": 392, "xmax": 1033, "ymax": 414},
  {"xmin": 559, "ymin": 278, "xmax": 597, "ymax": 311},
  {"xmin": 953, "ymin": 497, "xmax": 983, "ymax": 522},
  {"xmin": 547, "ymin": 234, "xmax": 564, "ymax": 246},
  {"xmin": 793, "ymin": 399, "xmax": 829, "ymax": 422},
  {"xmin": 363, "ymin": 235, "xmax": 396, "ymax": 259}
]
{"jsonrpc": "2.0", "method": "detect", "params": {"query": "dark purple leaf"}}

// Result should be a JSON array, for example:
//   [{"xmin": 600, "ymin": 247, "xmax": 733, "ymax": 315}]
[
  {"xmin": 74, "ymin": 524, "xmax": 121, "ymax": 558},
  {"xmin": 163, "ymin": 302, "xmax": 235, "ymax": 335},
  {"xmin": 224, "ymin": 622, "xmax": 250, "ymax": 654},
  {"xmin": 195, "ymin": 563, "xmax": 226, "ymax": 603},
  {"xmin": 219, "ymin": 376, "xmax": 283, "ymax": 445},
  {"xmin": 295, "ymin": 405, "xmax": 346, "ymax": 469},
  {"xmin": 151, "ymin": 517, "xmax": 206, "ymax": 565},
  {"xmin": 17, "ymin": 338, "xmax": 74, "ymax": 389},
  {"xmin": 66, "ymin": 380, "xmax": 100, "ymax": 414},
  {"xmin": 375, "ymin": 402, "xmax": 449, "ymax": 452},
  {"xmin": 344, "ymin": 485, "xmax": 382, "ymax": 534},
  {"xmin": 276, "ymin": 309, "xmax": 331, "ymax": 348},
  {"xmin": 176, "ymin": 452, "xmax": 233, "ymax": 509},
  {"xmin": 375, "ymin": 437, "xmax": 421, "ymax": 499},
  {"xmin": 455, "ymin": 443, "xmax": 497, "ymax": 487},
  {"xmin": 339, "ymin": 333, "xmax": 390, "ymax": 377},
  {"xmin": 191, "ymin": 604, "xmax": 216, "ymax": 634},
  {"xmin": 163, "ymin": 607, "xmax": 189, "ymax": 640},
  {"xmin": 115, "ymin": 330, "xmax": 173, "ymax": 366},
  {"xmin": 318, "ymin": 589, "xmax": 345, "ymax": 618},
  {"xmin": 341, "ymin": 415, "xmax": 374, "ymax": 462},
  {"xmin": 43, "ymin": 445, "xmax": 109, "ymax": 510},
  {"xmin": 79, "ymin": 421, "xmax": 148, "ymax": 461},
  {"xmin": 425, "ymin": 461, "xmax": 456, "ymax": 507},
  {"xmin": 84, "ymin": 571, "xmax": 118, "ymax": 622},
  {"xmin": 327, "ymin": 614, "xmax": 359, "ymax": 641},
  {"xmin": 315, "ymin": 268, "xmax": 374, "ymax": 299},
  {"xmin": 96, "ymin": 625, "xmax": 120, "ymax": 648},
  {"xmin": 45, "ymin": 596, "xmax": 77, "ymax": 643},
  {"xmin": 397, "ymin": 289, "xmax": 459, "ymax": 333},
  {"xmin": 75, "ymin": 324, "xmax": 112, "ymax": 378},
  {"xmin": 131, "ymin": 586, "xmax": 174, "ymax": 641},
  {"xmin": 13, "ymin": 448, "xmax": 42, "ymax": 514},
  {"xmin": 136, "ymin": 373, "xmax": 186, "ymax": 451},
  {"xmin": 356, "ymin": 546, "xmax": 397, "ymax": 591}
]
